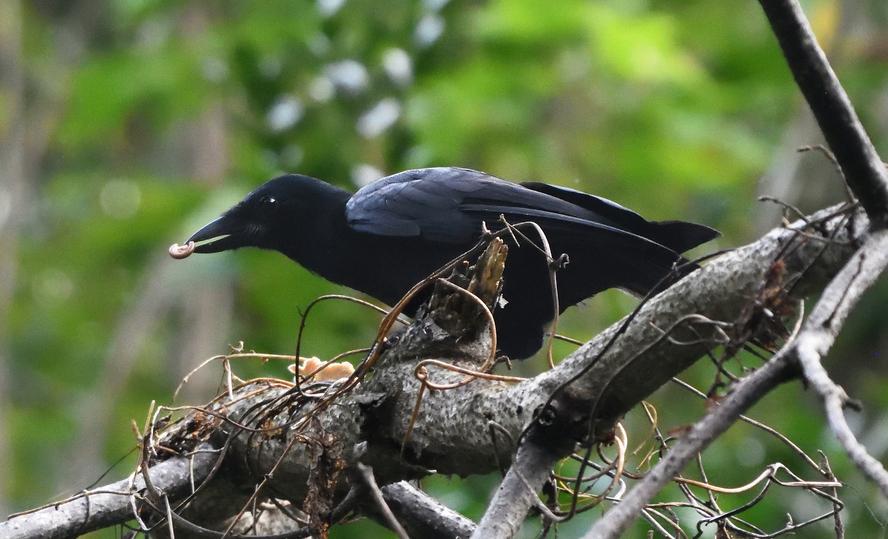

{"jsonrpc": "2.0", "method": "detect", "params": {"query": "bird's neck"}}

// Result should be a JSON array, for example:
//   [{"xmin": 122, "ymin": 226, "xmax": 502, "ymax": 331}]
[
  {"xmin": 275, "ymin": 185, "xmax": 356, "ymax": 278},
  {"xmin": 271, "ymin": 182, "xmax": 434, "ymax": 304}
]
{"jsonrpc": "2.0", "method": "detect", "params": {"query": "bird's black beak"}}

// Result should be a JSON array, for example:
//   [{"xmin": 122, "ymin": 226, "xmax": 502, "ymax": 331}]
[{"xmin": 186, "ymin": 213, "xmax": 246, "ymax": 253}]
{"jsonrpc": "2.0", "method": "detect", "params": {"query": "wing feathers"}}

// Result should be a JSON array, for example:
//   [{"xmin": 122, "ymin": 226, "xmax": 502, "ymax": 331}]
[
  {"xmin": 346, "ymin": 167, "xmax": 715, "ymax": 255},
  {"xmin": 521, "ymin": 181, "xmax": 719, "ymax": 252},
  {"xmin": 458, "ymin": 203, "xmax": 671, "ymax": 252}
]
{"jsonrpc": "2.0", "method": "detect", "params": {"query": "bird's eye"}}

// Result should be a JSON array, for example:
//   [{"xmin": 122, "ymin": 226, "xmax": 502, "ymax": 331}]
[{"xmin": 259, "ymin": 195, "xmax": 277, "ymax": 206}]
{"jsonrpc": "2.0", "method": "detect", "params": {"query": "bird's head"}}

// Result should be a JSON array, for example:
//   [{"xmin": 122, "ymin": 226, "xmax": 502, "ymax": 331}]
[{"xmin": 182, "ymin": 174, "xmax": 334, "ymax": 254}]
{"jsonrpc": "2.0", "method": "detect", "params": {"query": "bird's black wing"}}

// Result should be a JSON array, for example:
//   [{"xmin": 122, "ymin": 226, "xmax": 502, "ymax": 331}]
[
  {"xmin": 345, "ymin": 167, "xmax": 673, "ymax": 249},
  {"xmin": 346, "ymin": 167, "xmax": 505, "ymax": 243},
  {"xmin": 519, "ymin": 182, "xmax": 649, "ymax": 229}
]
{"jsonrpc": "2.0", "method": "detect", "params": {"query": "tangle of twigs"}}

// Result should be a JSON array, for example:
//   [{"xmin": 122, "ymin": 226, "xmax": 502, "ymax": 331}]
[{"xmin": 103, "ymin": 205, "xmax": 856, "ymax": 538}]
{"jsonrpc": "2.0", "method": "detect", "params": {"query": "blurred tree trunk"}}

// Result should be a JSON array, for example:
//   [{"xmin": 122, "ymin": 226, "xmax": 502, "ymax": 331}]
[
  {"xmin": 173, "ymin": 5, "xmax": 235, "ymax": 402},
  {"xmin": 0, "ymin": 0, "xmax": 25, "ymax": 516},
  {"xmin": 67, "ymin": 5, "xmax": 235, "ymax": 484}
]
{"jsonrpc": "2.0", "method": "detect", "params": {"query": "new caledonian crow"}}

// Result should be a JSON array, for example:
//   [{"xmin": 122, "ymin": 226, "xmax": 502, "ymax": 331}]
[{"xmin": 171, "ymin": 167, "xmax": 718, "ymax": 359}]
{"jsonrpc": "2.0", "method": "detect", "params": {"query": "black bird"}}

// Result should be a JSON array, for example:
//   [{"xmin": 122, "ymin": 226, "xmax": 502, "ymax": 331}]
[{"xmin": 179, "ymin": 167, "xmax": 718, "ymax": 358}]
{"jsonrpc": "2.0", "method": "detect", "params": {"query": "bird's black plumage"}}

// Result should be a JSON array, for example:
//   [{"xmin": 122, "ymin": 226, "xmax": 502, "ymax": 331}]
[{"xmin": 183, "ymin": 167, "xmax": 718, "ymax": 358}]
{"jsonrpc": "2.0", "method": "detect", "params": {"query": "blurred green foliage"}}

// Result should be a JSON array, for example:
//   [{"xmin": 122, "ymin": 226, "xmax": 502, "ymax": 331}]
[{"xmin": 6, "ymin": 0, "xmax": 888, "ymax": 537}]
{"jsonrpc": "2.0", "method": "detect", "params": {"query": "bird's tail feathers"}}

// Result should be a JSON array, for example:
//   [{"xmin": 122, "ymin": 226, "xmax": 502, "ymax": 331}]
[
  {"xmin": 612, "ymin": 248, "xmax": 699, "ymax": 299},
  {"xmin": 647, "ymin": 221, "xmax": 719, "ymax": 254}
]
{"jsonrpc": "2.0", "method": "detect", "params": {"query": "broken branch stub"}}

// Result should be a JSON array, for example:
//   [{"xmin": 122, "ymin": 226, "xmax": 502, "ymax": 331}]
[{"xmin": 423, "ymin": 237, "xmax": 507, "ymax": 348}]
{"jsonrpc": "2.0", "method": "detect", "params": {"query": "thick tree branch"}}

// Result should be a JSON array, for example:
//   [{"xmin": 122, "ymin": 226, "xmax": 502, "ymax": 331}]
[
  {"xmin": 758, "ymin": 0, "xmax": 888, "ymax": 225},
  {"xmin": 472, "ymin": 442, "xmax": 562, "ymax": 539},
  {"xmin": 0, "ymin": 448, "xmax": 217, "ymax": 539},
  {"xmin": 377, "ymin": 482, "xmax": 476, "ymax": 539}
]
